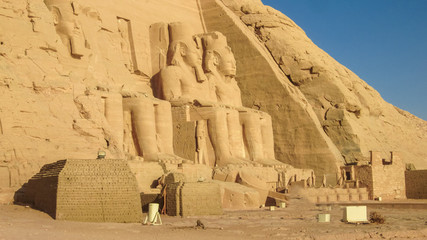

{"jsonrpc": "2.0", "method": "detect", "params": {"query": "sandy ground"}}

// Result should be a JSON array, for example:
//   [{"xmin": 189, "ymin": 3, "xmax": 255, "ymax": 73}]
[{"xmin": 1, "ymin": 201, "xmax": 426, "ymax": 240}]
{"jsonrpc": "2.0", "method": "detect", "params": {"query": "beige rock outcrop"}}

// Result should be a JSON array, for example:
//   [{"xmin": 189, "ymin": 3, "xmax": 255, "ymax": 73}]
[{"xmin": 213, "ymin": 0, "xmax": 427, "ymax": 168}]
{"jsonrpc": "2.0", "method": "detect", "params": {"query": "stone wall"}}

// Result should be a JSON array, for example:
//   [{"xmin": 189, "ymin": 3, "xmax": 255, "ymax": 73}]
[
  {"xmin": 370, "ymin": 152, "xmax": 406, "ymax": 200},
  {"xmin": 348, "ymin": 152, "xmax": 406, "ymax": 200},
  {"xmin": 405, "ymin": 170, "xmax": 427, "ymax": 199},
  {"xmin": 354, "ymin": 165, "xmax": 373, "ymax": 199},
  {"xmin": 166, "ymin": 182, "xmax": 223, "ymax": 216},
  {"xmin": 17, "ymin": 159, "xmax": 142, "ymax": 222},
  {"xmin": 297, "ymin": 187, "xmax": 369, "ymax": 203},
  {"xmin": 215, "ymin": 181, "xmax": 260, "ymax": 209},
  {"xmin": 165, "ymin": 182, "xmax": 182, "ymax": 216}
]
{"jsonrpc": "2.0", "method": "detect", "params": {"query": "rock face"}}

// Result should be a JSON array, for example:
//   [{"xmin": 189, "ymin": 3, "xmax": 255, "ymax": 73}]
[
  {"xmin": 215, "ymin": 0, "xmax": 427, "ymax": 167},
  {"xmin": 0, "ymin": 0, "xmax": 426, "ymax": 204}
]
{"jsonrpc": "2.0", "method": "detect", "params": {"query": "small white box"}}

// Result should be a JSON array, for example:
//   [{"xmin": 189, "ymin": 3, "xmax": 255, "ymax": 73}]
[
  {"xmin": 343, "ymin": 206, "xmax": 368, "ymax": 222},
  {"xmin": 318, "ymin": 213, "xmax": 330, "ymax": 222}
]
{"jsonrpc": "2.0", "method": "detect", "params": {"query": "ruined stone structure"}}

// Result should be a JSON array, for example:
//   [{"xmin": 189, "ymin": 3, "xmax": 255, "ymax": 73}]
[
  {"xmin": 0, "ymin": 0, "xmax": 426, "ymax": 209},
  {"xmin": 284, "ymin": 151, "xmax": 409, "ymax": 203},
  {"xmin": 166, "ymin": 182, "xmax": 223, "ymax": 216},
  {"xmin": 16, "ymin": 159, "xmax": 142, "ymax": 222},
  {"xmin": 339, "ymin": 151, "xmax": 406, "ymax": 200}
]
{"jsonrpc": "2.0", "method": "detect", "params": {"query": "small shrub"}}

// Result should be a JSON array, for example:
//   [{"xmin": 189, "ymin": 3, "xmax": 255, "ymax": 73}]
[
  {"xmin": 369, "ymin": 211, "xmax": 385, "ymax": 224},
  {"xmin": 195, "ymin": 219, "xmax": 205, "ymax": 229}
]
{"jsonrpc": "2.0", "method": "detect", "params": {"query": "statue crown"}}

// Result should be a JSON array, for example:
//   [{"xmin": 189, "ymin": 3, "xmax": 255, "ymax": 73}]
[
  {"xmin": 168, "ymin": 22, "xmax": 197, "ymax": 48},
  {"xmin": 202, "ymin": 32, "xmax": 228, "ymax": 52}
]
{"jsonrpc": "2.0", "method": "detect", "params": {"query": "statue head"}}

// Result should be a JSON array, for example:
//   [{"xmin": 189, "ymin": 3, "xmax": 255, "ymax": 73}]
[
  {"xmin": 202, "ymin": 32, "xmax": 236, "ymax": 78},
  {"xmin": 168, "ymin": 22, "xmax": 203, "ymax": 67},
  {"xmin": 44, "ymin": 0, "xmax": 85, "ymax": 57},
  {"xmin": 167, "ymin": 22, "xmax": 206, "ymax": 82}
]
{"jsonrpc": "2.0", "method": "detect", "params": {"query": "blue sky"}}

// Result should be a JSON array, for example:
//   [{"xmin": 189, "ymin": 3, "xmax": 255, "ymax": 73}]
[{"xmin": 261, "ymin": 0, "xmax": 427, "ymax": 120}]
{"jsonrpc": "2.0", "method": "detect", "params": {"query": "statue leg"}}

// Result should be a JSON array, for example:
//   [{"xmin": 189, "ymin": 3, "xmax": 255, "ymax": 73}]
[
  {"xmin": 104, "ymin": 93, "xmax": 124, "ymax": 150},
  {"xmin": 227, "ymin": 110, "xmax": 245, "ymax": 159},
  {"xmin": 260, "ymin": 113, "xmax": 275, "ymax": 159},
  {"xmin": 239, "ymin": 111, "xmax": 264, "ymax": 161},
  {"xmin": 206, "ymin": 108, "xmax": 231, "ymax": 166},
  {"xmin": 154, "ymin": 100, "xmax": 174, "ymax": 155},
  {"xmin": 123, "ymin": 98, "xmax": 158, "ymax": 160}
]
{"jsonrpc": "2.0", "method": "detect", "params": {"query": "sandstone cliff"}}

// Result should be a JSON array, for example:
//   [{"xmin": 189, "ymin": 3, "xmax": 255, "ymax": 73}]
[{"xmin": 209, "ymin": 0, "xmax": 427, "ymax": 167}]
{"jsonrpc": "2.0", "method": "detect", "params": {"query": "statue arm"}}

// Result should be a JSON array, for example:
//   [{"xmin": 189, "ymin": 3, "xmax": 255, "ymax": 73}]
[
  {"xmin": 233, "ymin": 81, "xmax": 243, "ymax": 107},
  {"xmin": 160, "ymin": 67, "xmax": 182, "ymax": 101},
  {"xmin": 159, "ymin": 67, "xmax": 193, "ymax": 105}
]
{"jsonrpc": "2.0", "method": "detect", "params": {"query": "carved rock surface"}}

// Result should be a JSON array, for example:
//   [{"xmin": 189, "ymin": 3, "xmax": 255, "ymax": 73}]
[{"xmin": 0, "ymin": 0, "xmax": 206, "ymax": 201}]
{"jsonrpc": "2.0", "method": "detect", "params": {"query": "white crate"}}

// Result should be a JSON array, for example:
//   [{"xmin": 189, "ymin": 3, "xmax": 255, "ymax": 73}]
[
  {"xmin": 343, "ymin": 206, "xmax": 368, "ymax": 223},
  {"xmin": 318, "ymin": 213, "xmax": 330, "ymax": 223}
]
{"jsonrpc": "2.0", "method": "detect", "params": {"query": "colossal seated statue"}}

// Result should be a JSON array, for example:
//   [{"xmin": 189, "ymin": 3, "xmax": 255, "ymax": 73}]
[
  {"xmin": 121, "ymin": 93, "xmax": 175, "ymax": 162},
  {"xmin": 158, "ymin": 22, "xmax": 252, "ymax": 167},
  {"xmin": 202, "ymin": 32, "xmax": 282, "ymax": 167},
  {"xmin": 158, "ymin": 23, "xmax": 284, "ymax": 168},
  {"xmin": 44, "ymin": 0, "xmax": 180, "ymax": 163}
]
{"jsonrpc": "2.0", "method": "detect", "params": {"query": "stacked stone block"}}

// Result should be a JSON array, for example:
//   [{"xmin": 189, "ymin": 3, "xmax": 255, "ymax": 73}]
[
  {"xmin": 353, "ymin": 165, "xmax": 373, "ymax": 199},
  {"xmin": 370, "ymin": 152, "xmax": 406, "ymax": 200},
  {"xmin": 344, "ymin": 151, "xmax": 407, "ymax": 200},
  {"xmin": 20, "ymin": 159, "xmax": 142, "ymax": 222},
  {"xmin": 21, "ymin": 160, "xmax": 66, "ymax": 217},
  {"xmin": 166, "ymin": 182, "xmax": 222, "ymax": 216},
  {"xmin": 166, "ymin": 182, "xmax": 183, "ymax": 216},
  {"xmin": 405, "ymin": 170, "xmax": 427, "ymax": 199}
]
